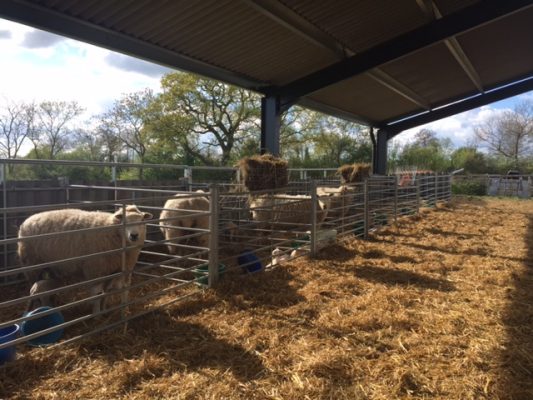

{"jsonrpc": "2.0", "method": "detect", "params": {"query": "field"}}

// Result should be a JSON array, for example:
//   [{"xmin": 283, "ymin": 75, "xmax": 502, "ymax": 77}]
[{"xmin": 1, "ymin": 197, "xmax": 532, "ymax": 399}]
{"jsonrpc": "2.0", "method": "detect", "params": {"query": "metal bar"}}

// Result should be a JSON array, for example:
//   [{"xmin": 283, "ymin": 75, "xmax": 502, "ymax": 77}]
[
  {"xmin": 266, "ymin": 0, "xmax": 532, "ymax": 99},
  {"xmin": 1, "ymin": 163, "xmax": 7, "ymax": 275},
  {"xmin": 385, "ymin": 76, "xmax": 533, "ymax": 136},
  {"xmin": 366, "ymin": 69, "xmax": 431, "ymax": 109},
  {"xmin": 208, "ymin": 185, "xmax": 219, "ymax": 287},
  {"xmin": 394, "ymin": 175, "xmax": 398, "ymax": 224},
  {"xmin": 310, "ymin": 180, "xmax": 318, "ymax": 257},
  {"xmin": 416, "ymin": 178, "xmax": 421, "ymax": 214},
  {"xmin": 416, "ymin": 0, "xmax": 484, "ymax": 92},
  {"xmin": 0, "ymin": 157, "xmax": 188, "ymax": 170},
  {"xmin": 363, "ymin": 179, "xmax": 369, "ymax": 239}
]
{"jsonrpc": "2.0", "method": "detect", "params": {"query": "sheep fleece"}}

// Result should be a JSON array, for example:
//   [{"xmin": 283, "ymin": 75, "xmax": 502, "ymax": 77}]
[{"xmin": 18, "ymin": 208, "xmax": 144, "ymax": 284}]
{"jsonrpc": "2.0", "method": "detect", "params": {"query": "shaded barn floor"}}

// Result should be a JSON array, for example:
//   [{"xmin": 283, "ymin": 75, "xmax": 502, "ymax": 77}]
[{"xmin": 1, "ymin": 197, "xmax": 532, "ymax": 399}]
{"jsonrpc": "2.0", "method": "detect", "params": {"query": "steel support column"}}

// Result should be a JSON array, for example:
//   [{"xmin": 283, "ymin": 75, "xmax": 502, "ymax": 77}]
[
  {"xmin": 373, "ymin": 130, "xmax": 388, "ymax": 175},
  {"xmin": 260, "ymin": 96, "xmax": 281, "ymax": 155}
]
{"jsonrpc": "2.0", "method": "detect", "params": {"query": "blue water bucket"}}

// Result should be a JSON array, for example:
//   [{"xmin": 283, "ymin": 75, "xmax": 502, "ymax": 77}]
[
  {"xmin": 21, "ymin": 306, "xmax": 64, "ymax": 347},
  {"xmin": 0, "ymin": 324, "xmax": 20, "ymax": 365},
  {"xmin": 237, "ymin": 250, "xmax": 263, "ymax": 273}
]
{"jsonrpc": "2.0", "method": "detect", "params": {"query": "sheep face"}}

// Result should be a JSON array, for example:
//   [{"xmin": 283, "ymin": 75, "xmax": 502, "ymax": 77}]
[{"xmin": 113, "ymin": 206, "xmax": 152, "ymax": 244}]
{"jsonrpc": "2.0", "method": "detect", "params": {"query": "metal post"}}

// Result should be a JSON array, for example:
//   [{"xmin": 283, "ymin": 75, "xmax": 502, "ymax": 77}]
[
  {"xmin": 310, "ymin": 180, "xmax": 318, "ymax": 257},
  {"xmin": 300, "ymin": 170, "xmax": 304, "ymax": 181},
  {"xmin": 416, "ymin": 177, "xmax": 421, "ymax": 215},
  {"xmin": 235, "ymin": 168, "xmax": 241, "ymax": 185},
  {"xmin": 434, "ymin": 174, "xmax": 438, "ymax": 206},
  {"xmin": 120, "ymin": 201, "xmax": 128, "ymax": 322},
  {"xmin": 373, "ymin": 129, "xmax": 388, "ymax": 175},
  {"xmin": 184, "ymin": 167, "xmax": 192, "ymax": 191},
  {"xmin": 363, "ymin": 178, "xmax": 369, "ymax": 239},
  {"xmin": 1, "ymin": 163, "xmax": 7, "ymax": 275},
  {"xmin": 447, "ymin": 175, "xmax": 450, "ymax": 203},
  {"xmin": 208, "ymin": 184, "xmax": 220, "ymax": 287},
  {"xmin": 260, "ymin": 96, "xmax": 281, "ymax": 155},
  {"xmin": 394, "ymin": 175, "xmax": 398, "ymax": 224},
  {"xmin": 112, "ymin": 155, "xmax": 118, "ymax": 202}
]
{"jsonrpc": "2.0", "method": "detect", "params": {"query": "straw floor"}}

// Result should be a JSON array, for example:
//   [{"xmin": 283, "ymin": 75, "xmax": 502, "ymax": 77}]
[{"xmin": 1, "ymin": 197, "xmax": 532, "ymax": 399}]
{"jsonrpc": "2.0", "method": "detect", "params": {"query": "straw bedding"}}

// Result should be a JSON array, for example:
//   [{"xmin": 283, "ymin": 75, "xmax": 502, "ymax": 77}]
[{"xmin": 1, "ymin": 197, "xmax": 532, "ymax": 399}]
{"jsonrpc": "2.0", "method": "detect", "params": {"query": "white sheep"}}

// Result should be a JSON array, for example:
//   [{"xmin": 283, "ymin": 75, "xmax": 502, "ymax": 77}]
[
  {"xmin": 249, "ymin": 194, "xmax": 330, "ymax": 230},
  {"xmin": 18, "ymin": 205, "xmax": 152, "ymax": 314},
  {"xmin": 159, "ymin": 191, "xmax": 210, "ymax": 254},
  {"xmin": 317, "ymin": 185, "xmax": 360, "ymax": 224}
]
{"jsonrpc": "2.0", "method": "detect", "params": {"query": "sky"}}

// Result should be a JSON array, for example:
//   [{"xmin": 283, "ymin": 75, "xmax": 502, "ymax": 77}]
[{"xmin": 0, "ymin": 17, "xmax": 531, "ymax": 151}]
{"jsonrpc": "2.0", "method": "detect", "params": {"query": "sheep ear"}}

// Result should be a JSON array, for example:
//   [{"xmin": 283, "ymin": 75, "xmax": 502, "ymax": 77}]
[
  {"xmin": 143, "ymin": 212, "xmax": 153, "ymax": 220},
  {"xmin": 113, "ymin": 210, "xmax": 124, "ymax": 224}
]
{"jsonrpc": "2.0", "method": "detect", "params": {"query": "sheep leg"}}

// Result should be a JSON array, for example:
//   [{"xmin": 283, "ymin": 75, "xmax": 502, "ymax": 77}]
[{"xmin": 89, "ymin": 283, "xmax": 104, "ymax": 315}]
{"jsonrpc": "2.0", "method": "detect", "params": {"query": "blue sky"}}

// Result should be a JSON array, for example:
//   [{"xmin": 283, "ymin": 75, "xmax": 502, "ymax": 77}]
[{"xmin": 0, "ymin": 18, "xmax": 531, "ymax": 151}]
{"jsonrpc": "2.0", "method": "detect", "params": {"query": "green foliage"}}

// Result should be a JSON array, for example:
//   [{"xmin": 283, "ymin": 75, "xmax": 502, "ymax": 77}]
[
  {"xmin": 450, "ymin": 147, "xmax": 487, "ymax": 173},
  {"xmin": 451, "ymin": 181, "xmax": 487, "ymax": 196}
]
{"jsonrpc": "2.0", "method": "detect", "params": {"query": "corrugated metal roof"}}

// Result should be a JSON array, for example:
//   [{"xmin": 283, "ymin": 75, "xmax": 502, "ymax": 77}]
[
  {"xmin": 1, "ymin": 0, "xmax": 531, "ymax": 127},
  {"xmin": 278, "ymin": 0, "xmax": 429, "ymax": 52},
  {"xmin": 456, "ymin": 7, "xmax": 533, "ymax": 88}
]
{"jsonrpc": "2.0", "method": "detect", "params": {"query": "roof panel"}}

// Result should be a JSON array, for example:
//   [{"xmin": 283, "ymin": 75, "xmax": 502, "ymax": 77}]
[
  {"xmin": 379, "ymin": 42, "xmax": 477, "ymax": 105},
  {"xmin": 279, "ymin": 0, "xmax": 433, "ymax": 52},
  {"xmin": 309, "ymin": 74, "xmax": 420, "ymax": 122},
  {"xmin": 456, "ymin": 7, "xmax": 533, "ymax": 88}
]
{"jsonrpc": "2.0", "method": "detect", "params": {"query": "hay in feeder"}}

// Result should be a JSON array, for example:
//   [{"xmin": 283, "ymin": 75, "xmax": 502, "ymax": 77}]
[
  {"xmin": 237, "ymin": 154, "xmax": 288, "ymax": 191},
  {"xmin": 337, "ymin": 163, "xmax": 371, "ymax": 184}
]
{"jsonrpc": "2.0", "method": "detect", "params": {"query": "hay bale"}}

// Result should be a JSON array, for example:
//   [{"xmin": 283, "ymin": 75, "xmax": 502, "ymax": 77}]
[
  {"xmin": 237, "ymin": 154, "xmax": 288, "ymax": 191},
  {"xmin": 337, "ymin": 163, "xmax": 371, "ymax": 184}
]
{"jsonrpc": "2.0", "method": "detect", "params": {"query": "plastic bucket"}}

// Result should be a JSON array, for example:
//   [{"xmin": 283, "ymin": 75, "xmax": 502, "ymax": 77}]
[
  {"xmin": 237, "ymin": 250, "xmax": 263, "ymax": 273},
  {"xmin": 21, "ymin": 306, "xmax": 64, "ymax": 347},
  {"xmin": 193, "ymin": 264, "xmax": 226, "ymax": 286},
  {"xmin": 0, "ymin": 324, "xmax": 20, "ymax": 365}
]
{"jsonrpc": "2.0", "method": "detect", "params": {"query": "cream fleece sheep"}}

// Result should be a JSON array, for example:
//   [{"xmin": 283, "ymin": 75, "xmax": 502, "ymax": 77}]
[
  {"xmin": 18, "ymin": 205, "xmax": 152, "ymax": 314},
  {"xmin": 249, "ymin": 194, "xmax": 330, "ymax": 230},
  {"xmin": 159, "ymin": 191, "xmax": 210, "ymax": 254}
]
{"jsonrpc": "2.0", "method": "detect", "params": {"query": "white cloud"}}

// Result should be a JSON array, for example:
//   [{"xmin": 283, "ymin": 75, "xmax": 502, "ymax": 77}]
[
  {"xmin": 21, "ymin": 29, "xmax": 64, "ymax": 48},
  {"xmin": 0, "ymin": 19, "xmax": 169, "ymax": 119},
  {"xmin": 390, "ymin": 97, "xmax": 528, "ymax": 150}
]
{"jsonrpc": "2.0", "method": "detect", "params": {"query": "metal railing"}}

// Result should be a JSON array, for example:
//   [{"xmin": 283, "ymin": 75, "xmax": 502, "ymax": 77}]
[{"xmin": 0, "ymin": 158, "xmax": 452, "ymax": 357}]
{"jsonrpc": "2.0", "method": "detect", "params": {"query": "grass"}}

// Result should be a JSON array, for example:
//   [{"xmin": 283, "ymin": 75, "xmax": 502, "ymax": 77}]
[{"xmin": 1, "ymin": 197, "xmax": 532, "ymax": 399}]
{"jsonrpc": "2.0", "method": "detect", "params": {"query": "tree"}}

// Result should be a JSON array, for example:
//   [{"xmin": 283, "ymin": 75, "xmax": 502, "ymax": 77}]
[
  {"xmin": 30, "ymin": 101, "xmax": 84, "ymax": 159},
  {"xmin": 0, "ymin": 99, "xmax": 34, "ymax": 161},
  {"xmin": 474, "ymin": 99, "xmax": 533, "ymax": 167},
  {"xmin": 413, "ymin": 128, "xmax": 439, "ymax": 147},
  {"xmin": 155, "ymin": 72, "xmax": 260, "ymax": 165},
  {"xmin": 450, "ymin": 146, "xmax": 486, "ymax": 173},
  {"xmin": 99, "ymin": 89, "xmax": 157, "ymax": 178},
  {"xmin": 396, "ymin": 134, "xmax": 452, "ymax": 172}
]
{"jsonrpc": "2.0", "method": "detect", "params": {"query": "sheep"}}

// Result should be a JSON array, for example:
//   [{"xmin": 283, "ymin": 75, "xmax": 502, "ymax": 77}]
[
  {"xmin": 249, "ymin": 193, "xmax": 331, "ymax": 231},
  {"xmin": 18, "ymin": 205, "xmax": 152, "ymax": 314},
  {"xmin": 159, "ymin": 191, "xmax": 210, "ymax": 255}
]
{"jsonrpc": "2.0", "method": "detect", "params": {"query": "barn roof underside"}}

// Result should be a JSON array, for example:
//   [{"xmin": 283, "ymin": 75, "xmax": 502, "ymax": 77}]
[{"xmin": 1, "ymin": 0, "xmax": 532, "ymax": 136}]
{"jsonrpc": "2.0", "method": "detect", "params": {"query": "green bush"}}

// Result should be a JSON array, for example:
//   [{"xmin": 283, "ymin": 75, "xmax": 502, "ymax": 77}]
[{"xmin": 452, "ymin": 181, "xmax": 487, "ymax": 196}]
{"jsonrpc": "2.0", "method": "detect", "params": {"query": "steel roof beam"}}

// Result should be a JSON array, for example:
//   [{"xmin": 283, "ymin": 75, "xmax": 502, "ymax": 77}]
[
  {"xmin": 0, "ymin": 0, "xmax": 265, "ymax": 91},
  {"xmin": 417, "ymin": 0, "xmax": 484, "ymax": 92},
  {"xmin": 267, "ymin": 0, "xmax": 532, "ymax": 99},
  {"xmin": 245, "ymin": 0, "xmax": 431, "ymax": 111},
  {"xmin": 384, "ymin": 76, "xmax": 533, "ymax": 137}
]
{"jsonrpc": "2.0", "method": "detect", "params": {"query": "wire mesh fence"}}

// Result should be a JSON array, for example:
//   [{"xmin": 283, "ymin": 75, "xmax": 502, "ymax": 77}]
[{"xmin": 0, "ymin": 159, "xmax": 452, "ymax": 360}]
